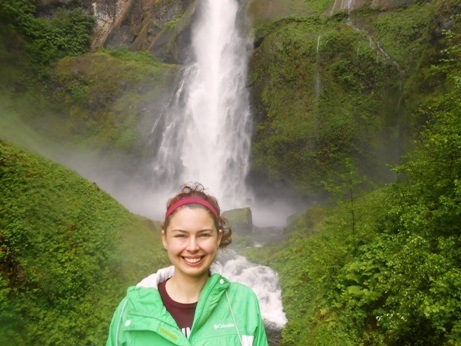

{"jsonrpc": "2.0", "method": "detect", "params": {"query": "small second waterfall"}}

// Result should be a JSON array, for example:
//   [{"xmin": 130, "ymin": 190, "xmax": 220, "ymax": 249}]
[
  {"xmin": 218, "ymin": 250, "xmax": 288, "ymax": 343},
  {"xmin": 151, "ymin": 0, "xmax": 253, "ymax": 210}
]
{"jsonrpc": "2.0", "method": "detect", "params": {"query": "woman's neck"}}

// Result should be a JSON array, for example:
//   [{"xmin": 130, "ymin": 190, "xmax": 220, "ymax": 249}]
[{"xmin": 166, "ymin": 273, "xmax": 209, "ymax": 304}]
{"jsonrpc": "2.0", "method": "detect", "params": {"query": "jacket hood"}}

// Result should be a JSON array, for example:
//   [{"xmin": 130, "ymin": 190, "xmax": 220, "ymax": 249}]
[
  {"xmin": 136, "ymin": 266, "xmax": 175, "ymax": 289},
  {"xmin": 126, "ymin": 267, "xmax": 231, "ymax": 335},
  {"xmin": 136, "ymin": 263, "xmax": 224, "ymax": 289}
]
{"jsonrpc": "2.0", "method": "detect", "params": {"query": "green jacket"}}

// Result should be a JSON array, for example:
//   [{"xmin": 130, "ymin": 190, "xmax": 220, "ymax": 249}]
[{"xmin": 106, "ymin": 266, "xmax": 268, "ymax": 345}]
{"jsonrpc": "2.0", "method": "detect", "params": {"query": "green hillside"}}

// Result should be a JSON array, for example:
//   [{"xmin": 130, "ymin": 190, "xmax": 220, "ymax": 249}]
[
  {"xmin": 0, "ymin": 141, "xmax": 168, "ymax": 345},
  {"xmin": 245, "ymin": 24, "xmax": 461, "ymax": 343},
  {"xmin": 249, "ymin": 1, "xmax": 435, "ymax": 194}
]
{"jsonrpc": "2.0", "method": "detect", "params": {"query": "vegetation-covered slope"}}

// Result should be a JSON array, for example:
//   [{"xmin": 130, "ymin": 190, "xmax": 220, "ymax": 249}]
[
  {"xmin": 247, "ymin": 74, "xmax": 461, "ymax": 344},
  {"xmin": 249, "ymin": 1, "xmax": 435, "ymax": 195},
  {"xmin": 0, "ymin": 0, "xmax": 178, "ymax": 159},
  {"xmin": 0, "ymin": 141, "xmax": 168, "ymax": 345},
  {"xmin": 245, "ymin": 5, "xmax": 461, "ymax": 342},
  {"xmin": 44, "ymin": 49, "xmax": 177, "ymax": 154}
]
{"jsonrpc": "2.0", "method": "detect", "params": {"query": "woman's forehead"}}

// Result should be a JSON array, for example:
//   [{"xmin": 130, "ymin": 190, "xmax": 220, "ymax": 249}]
[{"xmin": 167, "ymin": 207, "xmax": 216, "ymax": 229}]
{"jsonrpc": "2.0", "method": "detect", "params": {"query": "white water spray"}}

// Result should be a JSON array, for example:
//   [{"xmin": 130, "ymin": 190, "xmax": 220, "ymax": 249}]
[
  {"xmin": 330, "ymin": 0, "xmax": 357, "ymax": 15},
  {"xmin": 151, "ymin": 0, "xmax": 253, "ymax": 210},
  {"xmin": 219, "ymin": 251, "xmax": 288, "ymax": 330}
]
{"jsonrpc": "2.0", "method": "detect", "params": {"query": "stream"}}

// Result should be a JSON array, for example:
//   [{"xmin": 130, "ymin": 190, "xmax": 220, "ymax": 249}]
[{"xmin": 218, "ymin": 250, "xmax": 287, "ymax": 345}]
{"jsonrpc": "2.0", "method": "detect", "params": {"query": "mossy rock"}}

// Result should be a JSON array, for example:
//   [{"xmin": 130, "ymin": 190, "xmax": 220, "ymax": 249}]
[{"xmin": 222, "ymin": 207, "xmax": 253, "ymax": 234}]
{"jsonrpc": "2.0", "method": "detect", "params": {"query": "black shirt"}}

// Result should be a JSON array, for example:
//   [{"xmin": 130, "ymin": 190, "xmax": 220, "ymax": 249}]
[{"xmin": 158, "ymin": 279, "xmax": 197, "ymax": 338}]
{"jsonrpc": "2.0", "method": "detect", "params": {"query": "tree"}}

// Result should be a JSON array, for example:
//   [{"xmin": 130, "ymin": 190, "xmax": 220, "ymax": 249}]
[{"xmin": 322, "ymin": 158, "xmax": 368, "ymax": 234}]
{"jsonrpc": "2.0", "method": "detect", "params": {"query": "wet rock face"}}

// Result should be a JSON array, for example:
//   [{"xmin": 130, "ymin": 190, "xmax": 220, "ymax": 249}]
[
  {"xmin": 34, "ymin": 0, "xmax": 431, "ymax": 64},
  {"xmin": 34, "ymin": 0, "xmax": 195, "ymax": 63},
  {"xmin": 92, "ymin": 0, "xmax": 195, "ymax": 63},
  {"xmin": 248, "ymin": 0, "xmax": 310, "ymax": 24}
]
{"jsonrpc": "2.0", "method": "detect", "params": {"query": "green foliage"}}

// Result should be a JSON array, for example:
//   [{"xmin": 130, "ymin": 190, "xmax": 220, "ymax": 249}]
[
  {"xmin": 0, "ymin": 0, "xmax": 36, "ymax": 37},
  {"xmin": 19, "ymin": 49, "xmax": 177, "ymax": 154},
  {"xmin": 0, "ymin": 0, "xmax": 94, "ymax": 65},
  {"xmin": 322, "ymin": 158, "xmax": 370, "ymax": 234},
  {"xmin": 31, "ymin": 8, "xmax": 94, "ymax": 65},
  {"xmin": 254, "ymin": 15, "xmax": 461, "ymax": 342},
  {"xmin": 401, "ymin": 0, "xmax": 460, "ymax": 115},
  {"xmin": 250, "ymin": 15, "xmax": 401, "ymax": 193},
  {"xmin": 245, "ymin": 187, "xmax": 387, "ymax": 345},
  {"xmin": 0, "ymin": 141, "xmax": 168, "ymax": 345},
  {"xmin": 364, "ymin": 3, "xmax": 432, "ymax": 73}
]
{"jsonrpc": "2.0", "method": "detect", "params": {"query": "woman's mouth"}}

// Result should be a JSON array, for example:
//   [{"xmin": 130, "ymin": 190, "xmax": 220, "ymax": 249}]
[{"xmin": 183, "ymin": 256, "xmax": 204, "ymax": 264}]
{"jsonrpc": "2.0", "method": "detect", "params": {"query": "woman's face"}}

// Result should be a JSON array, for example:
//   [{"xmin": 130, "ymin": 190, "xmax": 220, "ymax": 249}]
[{"xmin": 162, "ymin": 207, "xmax": 222, "ymax": 281}]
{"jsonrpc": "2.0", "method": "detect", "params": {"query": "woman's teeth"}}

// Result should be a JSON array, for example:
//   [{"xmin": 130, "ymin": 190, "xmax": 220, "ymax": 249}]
[{"xmin": 184, "ymin": 257, "xmax": 201, "ymax": 263}]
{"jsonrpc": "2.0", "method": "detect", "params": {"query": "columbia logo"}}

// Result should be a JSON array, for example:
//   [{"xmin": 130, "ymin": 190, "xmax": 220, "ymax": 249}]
[{"xmin": 213, "ymin": 323, "xmax": 235, "ymax": 330}]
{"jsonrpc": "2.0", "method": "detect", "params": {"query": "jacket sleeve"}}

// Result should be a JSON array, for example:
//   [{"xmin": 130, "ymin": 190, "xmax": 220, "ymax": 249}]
[
  {"xmin": 106, "ymin": 297, "xmax": 128, "ymax": 346},
  {"xmin": 253, "ymin": 315, "xmax": 268, "ymax": 346},
  {"xmin": 252, "ymin": 298, "xmax": 268, "ymax": 346},
  {"xmin": 230, "ymin": 282, "xmax": 269, "ymax": 346}
]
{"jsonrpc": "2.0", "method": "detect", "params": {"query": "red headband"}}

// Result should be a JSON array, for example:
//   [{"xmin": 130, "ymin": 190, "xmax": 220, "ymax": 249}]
[{"xmin": 165, "ymin": 197, "xmax": 219, "ymax": 219}]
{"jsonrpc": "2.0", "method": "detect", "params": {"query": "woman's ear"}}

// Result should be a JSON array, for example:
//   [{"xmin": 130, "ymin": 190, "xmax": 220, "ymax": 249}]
[
  {"xmin": 217, "ymin": 229, "xmax": 223, "ymax": 247},
  {"xmin": 162, "ymin": 230, "xmax": 168, "ymax": 250}
]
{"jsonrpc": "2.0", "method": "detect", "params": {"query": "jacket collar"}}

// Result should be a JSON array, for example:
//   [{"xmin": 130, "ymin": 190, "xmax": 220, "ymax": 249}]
[
  {"xmin": 192, "ymin": 273, "xmax": 230, "ymax": 332},
  {"xmin": 132, "ymin": 266, "xmax": 231, "ymax": 331},
  {"xmin": 136, "ymin": 266, "xmax": 175, "ymax": 289},
  {"xmin": 123, "ymin": 272, "xmax": 231, "ymax": 345},
  {"xmin": 136, "ymin": 263, "xmax": 225, "ymax": 289},
  {"xmin": 127, "ymin": 266, "xmax": 230, "ymax": 345}
]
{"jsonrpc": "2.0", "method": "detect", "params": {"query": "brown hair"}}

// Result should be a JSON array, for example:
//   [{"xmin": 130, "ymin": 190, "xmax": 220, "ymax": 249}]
[{"xmin": 162, "ymin": 183, "xmax": 232, "ymax": 248}]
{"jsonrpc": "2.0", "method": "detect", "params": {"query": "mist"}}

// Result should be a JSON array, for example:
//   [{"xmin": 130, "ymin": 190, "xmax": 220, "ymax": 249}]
[{"xmin": 52, "ymin": 146, "xmax": 306, "ymax": 228}]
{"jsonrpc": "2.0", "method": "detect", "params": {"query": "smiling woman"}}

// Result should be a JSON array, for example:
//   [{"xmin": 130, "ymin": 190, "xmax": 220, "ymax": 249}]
[{"xmin": 106, "ymin": 183, "xmax": 268, "ymax": 345}]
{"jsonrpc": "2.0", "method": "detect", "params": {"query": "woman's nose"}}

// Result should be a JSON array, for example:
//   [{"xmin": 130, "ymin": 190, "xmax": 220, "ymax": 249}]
[{"xmin": 186, "ymin": 237, "xmax": 199, "ymax": 251}]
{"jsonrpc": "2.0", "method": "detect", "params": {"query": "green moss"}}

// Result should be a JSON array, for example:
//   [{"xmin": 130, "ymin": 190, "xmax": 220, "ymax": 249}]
[
  {"xmin": 249, "ymin": 0, "xmax": 332, "ymax": 26},
  {"xmin": 250, "ymin": 14, "xmax": 402, "ymax": 192},
  {"xmin": 106, "ymin": 48, "xmax": 165, "ymax": 66},
  {"xmin": 365, "ymin": 3, "xmax": 433, "ymax": 73},
  {"xmin": 29, "ymin": 49, "xmax": 179, "ymax": 153},
  {"xmin": 0, "ymin": 140, "xmax": 168, "ymax": 344}
]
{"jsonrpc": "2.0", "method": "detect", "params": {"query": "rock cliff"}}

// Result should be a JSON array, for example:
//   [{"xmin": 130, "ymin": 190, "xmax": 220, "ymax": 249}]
[
  {"xmin": 34, "ymin": 0, "xmax": 429, "ymax": 63},
  {"xmin": 91, "ymin": 0, "xmax": 195, "ymax": 63}
]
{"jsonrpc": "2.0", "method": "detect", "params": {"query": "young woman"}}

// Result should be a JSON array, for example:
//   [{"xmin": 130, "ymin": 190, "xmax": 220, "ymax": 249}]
[{"xmin": 106, "ymin": 183, "xmax": 268, "ymax": 345}]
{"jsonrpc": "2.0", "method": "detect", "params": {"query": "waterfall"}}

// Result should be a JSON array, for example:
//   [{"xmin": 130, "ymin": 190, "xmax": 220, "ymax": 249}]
[
  {"xmin": 330, "ymin": 0, "xmax": 356, "ymax": 15},
  {"xmin": 150, "ymin": 0, "xmax": 253, "ymax": 210},
  {"xmin": 149, "ymin": 6, "xmax": 288, "ymax": 340},
  {"xmin": 315, "ymin": 35, "xmax": 321, "ymax": 98},
  {"xmin": 218, "ymin": 251, "xmax": 288, "ymax": 335}
]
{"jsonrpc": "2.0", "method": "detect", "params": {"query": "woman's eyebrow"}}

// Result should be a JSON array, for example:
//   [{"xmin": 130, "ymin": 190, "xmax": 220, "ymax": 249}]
[
  {"xmin": 171, "ymin": 229, "xmax": 188, "ymax": 233},
  {"xmin": 170, "ymin": 228, "xmax": 214, "ymax": 233}
]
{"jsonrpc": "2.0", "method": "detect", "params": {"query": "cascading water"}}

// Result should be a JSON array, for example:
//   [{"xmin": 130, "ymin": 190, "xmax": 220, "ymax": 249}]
[
  {"xmin": 218, "ymin": 250, "xmax": 287, "ymax": 342},
  {"xmin": 150, "ymin": 1, "xmax": 288, "ymax": 340},
  {"xmin": 151, "ymin": 0, "xmax": 253, "ymax": 210},
  {"xmin": 315, "ymin": 35, "xmax": 322, "ymax": 98},
  {"xmin": 330, "ymin": 0, "xmax": 357, "ymax": 15}
]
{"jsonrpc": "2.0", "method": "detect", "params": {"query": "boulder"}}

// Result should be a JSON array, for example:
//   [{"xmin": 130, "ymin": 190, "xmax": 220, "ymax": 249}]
[{"xmin": 222, "ymin": 207, "xmax": 253, "ymax": 234}]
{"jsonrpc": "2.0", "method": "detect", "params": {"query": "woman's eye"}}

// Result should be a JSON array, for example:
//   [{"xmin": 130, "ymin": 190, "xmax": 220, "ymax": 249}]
[
  {"xmin": 174, "ymin": 234, "xmax": 186, "ymax": 238},
  {"xmin": 200, "ymin": 233, "xmax": 211, "ymax": 238}
]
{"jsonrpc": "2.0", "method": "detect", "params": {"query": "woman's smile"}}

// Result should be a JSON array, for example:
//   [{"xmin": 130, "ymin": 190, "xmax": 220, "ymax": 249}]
[
  {"xmin": 162, "ymin": 207, "xmax": 222, "ymax": 281},
  {"xmin": 183, "ymin": 256, "xmax": 204, "ymax": 264}
]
